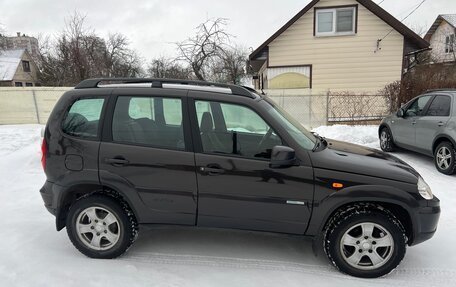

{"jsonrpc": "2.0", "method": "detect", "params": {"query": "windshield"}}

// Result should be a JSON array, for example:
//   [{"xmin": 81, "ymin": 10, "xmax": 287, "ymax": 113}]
[{"xmin": 262, "ymin": 97, "xmax": 317, "ymax": 150}]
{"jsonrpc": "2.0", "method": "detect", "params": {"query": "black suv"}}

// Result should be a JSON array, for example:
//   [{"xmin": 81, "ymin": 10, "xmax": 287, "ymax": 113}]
[{"xmin": 40, "ymin": 78, "xmax": 440, "ymax": 278}]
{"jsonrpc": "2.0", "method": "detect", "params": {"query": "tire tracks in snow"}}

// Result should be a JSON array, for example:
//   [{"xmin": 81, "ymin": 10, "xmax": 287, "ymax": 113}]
[{"xmin": 121, "ymin": 252, "xmax": 456, "ymax": 286}]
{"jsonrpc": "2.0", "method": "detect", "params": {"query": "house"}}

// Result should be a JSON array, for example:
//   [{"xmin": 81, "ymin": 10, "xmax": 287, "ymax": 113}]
[
  {"xmin": 424, "ymin": 14, "xmax": 456, "ymax": 63},
  {"xmin": 0, "ymin": 32, "xmax": 39, "ymax": 61},
  {"xmin": 0, "ymin": 49, "xmax": 40, "ymax": 87},
  {"xmin": 249, "ymin": 0, "xmax": 429, "ymax": 94}
]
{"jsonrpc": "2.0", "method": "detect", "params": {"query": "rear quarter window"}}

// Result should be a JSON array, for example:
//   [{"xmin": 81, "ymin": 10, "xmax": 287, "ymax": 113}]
[{"xmin": 62, "ymin": 98, "xmax": 105, "ymax": 138}]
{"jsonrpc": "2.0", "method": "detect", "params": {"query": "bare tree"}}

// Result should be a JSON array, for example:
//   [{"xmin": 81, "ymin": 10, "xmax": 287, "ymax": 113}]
[
  {"xmin": 211, "ymin": 45, "xmax": 249, "ymax": 84},
  {"xmin": 176, "ymin": 18, "xmax": 231, "ymax": 81},
  {"xmin": 37, "ymin": 12, "xmax": 143, "ymax": 86},
  {"xmin": 147, "ymin": 56, "xmax": 192, "ymax": 79}
]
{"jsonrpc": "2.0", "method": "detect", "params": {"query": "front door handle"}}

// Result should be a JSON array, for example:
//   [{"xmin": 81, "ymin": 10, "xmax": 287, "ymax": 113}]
[
  {"xmin": 105, "ymin": 157, "xmax": 130, "ymax": 166},
  {"xmin": 412, "ymin": 121, "xmax": 417, "ymax": 125},
  {"xmin": 200, "ymin": 165, "xmax": 225, "ymax": 176}
]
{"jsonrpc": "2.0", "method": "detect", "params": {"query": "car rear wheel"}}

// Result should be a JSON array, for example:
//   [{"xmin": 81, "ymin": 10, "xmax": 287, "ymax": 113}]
[
  {"xmin": 379, "ymin": 127, "xmax": 395, "ymax": 152},
  {"xmin": 66, "ymin": 194, "xmax": 138, "ymax": 258},
  {"xmin": 434, "ymin": 141, "xmax": 456, "ymax": 175},
  {"xmin": 324, "ymin": 204, "xmax": 406, "ymax": 278}
]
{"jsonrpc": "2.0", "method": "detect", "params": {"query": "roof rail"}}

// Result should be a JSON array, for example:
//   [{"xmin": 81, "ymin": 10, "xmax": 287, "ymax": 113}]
[
  {"xmin": 425, "ymin": 88, "xmax": 456, "ymax": 93},
  {"xmin": 75, "ymin": 78, "xmax": 256, "ymax": 99}
]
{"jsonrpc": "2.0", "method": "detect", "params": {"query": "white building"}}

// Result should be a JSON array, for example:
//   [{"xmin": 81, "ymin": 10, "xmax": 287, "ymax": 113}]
[{"xmin": 425, "ymin": 14, "xmax": 456, "ymax": 63}]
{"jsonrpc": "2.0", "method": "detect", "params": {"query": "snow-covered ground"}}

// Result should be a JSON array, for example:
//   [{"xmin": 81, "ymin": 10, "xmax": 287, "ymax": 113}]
[{"xmin": 1, "ymin": 124, "xmax": 455, "ymax": 287}]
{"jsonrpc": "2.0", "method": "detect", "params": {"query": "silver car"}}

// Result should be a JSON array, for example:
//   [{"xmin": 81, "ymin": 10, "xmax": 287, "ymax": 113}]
[{"xmin": 379, "ymin": 90, "xmax": 456, "ymax": 175}]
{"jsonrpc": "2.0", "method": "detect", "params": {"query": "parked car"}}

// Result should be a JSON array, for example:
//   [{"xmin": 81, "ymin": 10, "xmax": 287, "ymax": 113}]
[
  {"xmin": 40, "ymin": 78, "xmax": 440, "ymax": 278},
  {"xmin": 379, "ymin": 90, "xmax": 456, "ymax": 175}
]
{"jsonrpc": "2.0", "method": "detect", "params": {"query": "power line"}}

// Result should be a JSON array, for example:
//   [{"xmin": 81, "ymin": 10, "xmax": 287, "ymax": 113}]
[
  {"xmin": 378, "ymin": 0, "xmax": 386, "ymax": 5},
  {"xmin": 379, "ymin": 0, "xmax": 427, "ymax": 42}
]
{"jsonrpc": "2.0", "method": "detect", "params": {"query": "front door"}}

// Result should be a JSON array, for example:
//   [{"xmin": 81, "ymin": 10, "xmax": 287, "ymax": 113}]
[
  {"xmin": 190, "ymin": 95, "xmax": 314, "ymax": 234},
  {"xmin": 99, "ymin": 91, "xmax": 198, "ymax": 225},
  {"xmin": 393, "ymin": 95, "xmax": 433, "ymax": 148}
]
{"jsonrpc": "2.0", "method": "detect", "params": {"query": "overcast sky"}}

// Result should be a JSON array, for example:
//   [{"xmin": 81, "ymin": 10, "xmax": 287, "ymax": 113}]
[{"xmin": 0, "ymin": 0, "xmax": 455, "ymax": 61}]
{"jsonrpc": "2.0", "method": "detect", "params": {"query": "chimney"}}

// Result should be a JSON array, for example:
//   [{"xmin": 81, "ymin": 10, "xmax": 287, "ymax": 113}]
[{"xmin": 16, "ymin": 32, "xmax": 21, "ymax": 37}]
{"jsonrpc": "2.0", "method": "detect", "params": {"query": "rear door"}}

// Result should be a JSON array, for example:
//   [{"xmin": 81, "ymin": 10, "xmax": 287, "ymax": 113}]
[
  {"xmin": 393, "ymin": 95, "xmax": 432, "ymax": 148},
  {"xmin": 415, "ymin": 95, "xmax": 452, "ymax": 154},
  {"xmin": 189, "ymin": 92, "xmax": 314, "ymax": 234},
  {"xmin": 98, "ymin": 88, "xmax": 198, "ymax": 225}
]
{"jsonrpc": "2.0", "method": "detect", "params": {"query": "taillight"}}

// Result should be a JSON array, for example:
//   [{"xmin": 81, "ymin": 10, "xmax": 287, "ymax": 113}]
[{"xmin": 41, "ymin": 138, "xmax": 47, "ymax": 171}]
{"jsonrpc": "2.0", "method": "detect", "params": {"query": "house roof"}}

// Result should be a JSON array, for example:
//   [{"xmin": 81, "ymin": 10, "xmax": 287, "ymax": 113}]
[
  {"xmin": 0, "ymin": 49, "xmax": 25, "ymax": 81},
  {"xmin": 424, "ymin": 14, "xmax": 456, "ymax": 41},
  {"xmin": 249, "ymin": 0, "xmax": 429, "ymax": 61}
]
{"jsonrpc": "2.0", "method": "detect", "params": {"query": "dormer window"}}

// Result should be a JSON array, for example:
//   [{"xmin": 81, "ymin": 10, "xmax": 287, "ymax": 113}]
[
  {"xmin": 315, "ymin": 6, "xmax": 357, "ymax": 37},
  {"xmin": 446, "ymin": 34, "xmax": 455, "ymax": 54},
  {"xmin": 22, "ymin": 60, "xmax": 31, "ymax": 72}
]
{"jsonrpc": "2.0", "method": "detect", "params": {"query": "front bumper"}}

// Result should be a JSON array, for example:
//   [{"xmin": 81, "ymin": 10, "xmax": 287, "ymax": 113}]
[{"xmin": 410, "ymin": 196, "xmax": 441, "ymax": 246}]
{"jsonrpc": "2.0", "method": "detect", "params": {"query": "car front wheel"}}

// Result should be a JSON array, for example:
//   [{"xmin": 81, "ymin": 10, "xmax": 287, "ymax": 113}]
[
  {"xmin": 434, "ymin": 141, "xmax": 456, "ymax": 175},
  {"xmin": 324, "ymin": 204, "xmax": 406, "ymax": 278},
  {"xmin": 379, "ymin": 127, "xmax": 395, "ymax": 152}
]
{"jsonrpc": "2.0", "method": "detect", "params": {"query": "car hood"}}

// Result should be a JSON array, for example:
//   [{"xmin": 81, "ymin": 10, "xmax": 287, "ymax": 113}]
[{"xmin": 310, "ymin": 139, "xmax": 420, "ymax": 184}]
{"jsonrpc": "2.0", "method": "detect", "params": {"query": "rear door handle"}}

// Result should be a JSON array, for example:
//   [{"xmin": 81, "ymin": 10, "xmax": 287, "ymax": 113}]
[
  {"xmin": 105, "ymin": 157, "xmax": 130, "ymax": 166},
  {"xmin": 438, "ymin": 121, "xmax": 444, "ymax": 127},
  {"xmin": 200, "ymin": 165, "xmax": 225, "ymax": 176}
]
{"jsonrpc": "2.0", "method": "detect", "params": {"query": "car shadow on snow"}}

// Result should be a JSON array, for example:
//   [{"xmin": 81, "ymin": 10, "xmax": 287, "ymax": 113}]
[{"xmin": 123, "ymin": 226, "xmax": 330, "ymax": 269}]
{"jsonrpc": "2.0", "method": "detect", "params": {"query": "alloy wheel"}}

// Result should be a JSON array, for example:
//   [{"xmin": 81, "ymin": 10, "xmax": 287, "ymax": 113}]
[
  {"xmin": 436, "ymin": 146, "xmax": 452, "ymax": 170},
  {"xmin": 76, "ymin": 206, "xmax": 121, "ymax": 251},
  {"xmin": 340, "ymin": 222, "xmax": 394, "ymax": 270}
]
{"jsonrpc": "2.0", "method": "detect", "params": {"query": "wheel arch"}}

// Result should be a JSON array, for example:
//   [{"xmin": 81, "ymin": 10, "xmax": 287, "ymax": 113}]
[
  {"xmin": 432, "ymin": 135, "xmax": 456, "ymax": 153},
  {"xmin": 56, "ymin": 182, "xmax": 139, "ymax": 231},
  {"xmin": 316, "ymin": 199, "xmax": 414, "ymax": 245},
  {"xmin": 378, "ymin": 124, "xmax": 390, "ymax": 137}
]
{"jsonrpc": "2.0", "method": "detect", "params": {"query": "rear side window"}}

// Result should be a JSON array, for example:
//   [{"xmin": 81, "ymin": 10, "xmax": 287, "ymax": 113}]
[
  {"xmin": 112, "ymin": 96, "xmax": 185, "ymax": 150},
  {"xmin": 426, "ymin": 96, "xmax": 451, "ymax": 117},
  {"xmin": 62, "ymin": 98, "xmax": 105, "ymax": 138}
]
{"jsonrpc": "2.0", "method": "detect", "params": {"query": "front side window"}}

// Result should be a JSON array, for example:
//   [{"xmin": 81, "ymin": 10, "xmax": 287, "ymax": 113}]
[
  {"xmin": 62, "ymin": 98, "xmax": 105, "ymax": 138},
  {"xmin": 405, "ymin": 95, "xmax": 432, "ymax": 117},
  {"xmin": 316, "ymin": 7, "xmax": 356, "ymax": 36},
  {"xmin": 195, "ymin": 101, "xmax": 282, "ymax": 159},
  {"xmin": 446, "ymin": 34, "xmax": 455, "ymax": 54},
  {"xmin": 426, "ymin": 96, "xmax": 451, "ymax": 117},
  {"xmin": 112, "ymin": 96, "xmax": 184, "ymax": 150}
]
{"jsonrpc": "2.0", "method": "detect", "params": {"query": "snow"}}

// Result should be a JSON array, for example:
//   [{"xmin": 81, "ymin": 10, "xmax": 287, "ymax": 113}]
[
  {"xmin": 0, "ymin": 49, "xmax": 24, "ymax": 81},
  {"xmin": 1, "ymin": 124, "xmax": 456, "ymax": 287}
]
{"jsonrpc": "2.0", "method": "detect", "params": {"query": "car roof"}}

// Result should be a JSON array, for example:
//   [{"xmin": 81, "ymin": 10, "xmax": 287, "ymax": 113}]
[{"xmin": 75, "ymin": 78, "xmax": 260, "ymax": 99}]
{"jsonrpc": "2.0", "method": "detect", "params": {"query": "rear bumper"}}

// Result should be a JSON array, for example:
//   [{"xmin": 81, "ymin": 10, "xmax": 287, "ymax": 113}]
[
  {"xmin": 410, "ymin": 196, "xmax": 441, "ymax": 246},
  {"xmin": 40, "ymin": 181, "xmax": 57, "ymax": 215}
]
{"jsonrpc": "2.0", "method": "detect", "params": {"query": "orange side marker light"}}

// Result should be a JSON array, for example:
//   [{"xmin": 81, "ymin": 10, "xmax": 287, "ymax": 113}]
[{"xmin": 332, "ymin": 182, "xmax": 344, "ymax": 189}]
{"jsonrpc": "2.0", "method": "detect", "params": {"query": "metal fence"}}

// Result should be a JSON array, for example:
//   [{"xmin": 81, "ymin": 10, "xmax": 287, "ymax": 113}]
[{"xmin": 0, "ymin": 87, "xmax": 391, "ymax": 128}]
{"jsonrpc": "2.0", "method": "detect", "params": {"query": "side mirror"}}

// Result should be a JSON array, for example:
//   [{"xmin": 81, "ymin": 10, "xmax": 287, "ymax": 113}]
[
  {"xmin": 397, "ymin": 108, "xmax": 405, "ymax": 118},
  {"xmin": 270, "ymin": 146, "xmax": 297, "ymax": 168}
]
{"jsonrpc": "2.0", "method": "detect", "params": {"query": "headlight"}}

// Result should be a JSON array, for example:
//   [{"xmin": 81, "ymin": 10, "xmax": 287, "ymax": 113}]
[{"xmin": 417, "ymin": 177, "xmax": 433, "ymax": 200}]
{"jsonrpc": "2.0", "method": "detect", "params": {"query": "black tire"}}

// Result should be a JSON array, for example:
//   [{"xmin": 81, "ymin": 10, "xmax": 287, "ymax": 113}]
[
  {"xmin": 434, "ymin": 141, "xmax": 456, "ymax": 175},
  {"xmin": 66, "ymin": 194, "xmax": 138, "ymax": 259},
  {"xmin": 324, "ymin": 204, "xmax": 407, "ymax": 278},
  {"xmin": 379, "ymin": 127, "xmax": 395, "ymax": 152}
]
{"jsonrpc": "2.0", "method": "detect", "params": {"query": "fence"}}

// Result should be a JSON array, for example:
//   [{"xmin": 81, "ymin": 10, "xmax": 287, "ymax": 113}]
[
  {"xmin": 0, "ymin": 87, "xmax": 391, "ymax": 128},
  {"xmin": 0, "ymin": 87, "xmax": 71, "ymax": 124}
]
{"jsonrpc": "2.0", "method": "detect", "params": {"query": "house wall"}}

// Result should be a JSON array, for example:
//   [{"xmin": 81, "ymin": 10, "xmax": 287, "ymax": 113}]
[
  {"xmin": 12, "ymin": 52, "xmax": 39, "ymax": 86},
  {"xmin": 268, "ymin": 0, "xmax": 405, "ymax": 94},
  {"xmin": 429, "ymin": 20, "xmax": 456, "ymax": 63}
]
